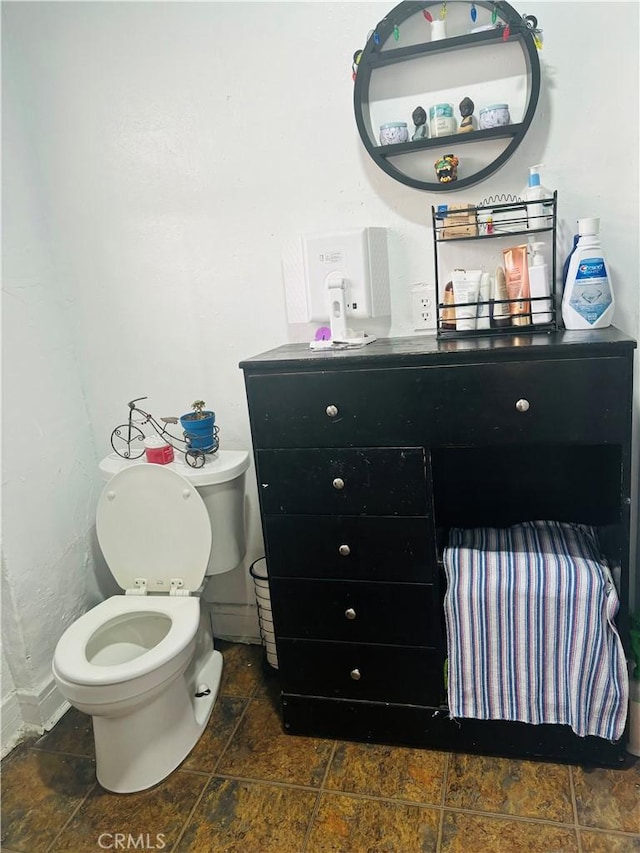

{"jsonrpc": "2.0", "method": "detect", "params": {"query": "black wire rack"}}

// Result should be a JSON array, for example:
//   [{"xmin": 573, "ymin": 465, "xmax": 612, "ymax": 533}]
[{"xmin": 432, "ymin": 191, "xmax": 558, "ymax": 338}]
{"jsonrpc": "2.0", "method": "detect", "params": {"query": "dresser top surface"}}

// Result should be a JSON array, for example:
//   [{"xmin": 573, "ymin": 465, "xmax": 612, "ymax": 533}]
[{"xmin": 240, "ymin": 328, "xmax": 636, "ymax": 373}]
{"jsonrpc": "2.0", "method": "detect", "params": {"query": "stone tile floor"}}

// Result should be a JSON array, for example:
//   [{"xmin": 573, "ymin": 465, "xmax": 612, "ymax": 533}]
[{"xmin": 2, "ymin": 641, "xmax": 639, "ymax": 852}]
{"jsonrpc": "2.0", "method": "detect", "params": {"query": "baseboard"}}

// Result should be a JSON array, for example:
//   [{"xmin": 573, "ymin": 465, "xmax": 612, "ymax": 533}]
[
  {"xmin": 1, "ymin": 678, "xmax": 69, "ymax": 758},
  {"xmin": 1, "ymin": 692, "xmax": 25, "ymax": 758},
  {"xmin": 20, "ymin": 677, "xmax": 68, "ymax": 729}
]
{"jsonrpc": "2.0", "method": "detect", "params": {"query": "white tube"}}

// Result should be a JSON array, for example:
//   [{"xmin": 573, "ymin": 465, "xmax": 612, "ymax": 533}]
[
  {"xmin": 477, "ymin": 272, "xmax": 491, "ymax": 330},
  {"xmin": 451, "ymin": 269, "xmax": 481, "ymax": 331}
]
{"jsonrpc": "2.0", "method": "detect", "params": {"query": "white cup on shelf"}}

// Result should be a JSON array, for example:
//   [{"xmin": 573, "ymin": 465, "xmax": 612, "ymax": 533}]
[{"xmin": 431, "ymin": 20, "xmax": 447, "ymax": 40}]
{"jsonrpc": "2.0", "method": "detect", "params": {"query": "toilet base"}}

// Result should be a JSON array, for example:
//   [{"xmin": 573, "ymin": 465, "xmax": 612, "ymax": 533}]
[{"xmin": 93, "ymin": 649, "xmax": 222, "ymax": 793}]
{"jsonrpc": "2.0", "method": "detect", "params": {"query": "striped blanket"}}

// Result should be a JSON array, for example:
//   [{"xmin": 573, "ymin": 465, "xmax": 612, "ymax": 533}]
[{"xmin": 443, "ymin": 521, "xmax": 628, "ymax": 741}]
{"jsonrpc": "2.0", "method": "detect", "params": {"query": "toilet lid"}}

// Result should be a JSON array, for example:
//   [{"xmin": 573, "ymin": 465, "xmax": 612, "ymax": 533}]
[{"xmin": 96, "ymin": 464, "xmax": 212, "ymax": 593}]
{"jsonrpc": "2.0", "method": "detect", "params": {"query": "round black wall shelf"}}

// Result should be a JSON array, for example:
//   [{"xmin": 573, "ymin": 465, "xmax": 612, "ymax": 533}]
[{"xmin": 353, "ymin": 0, "xmax": 541, "ymax": 192}]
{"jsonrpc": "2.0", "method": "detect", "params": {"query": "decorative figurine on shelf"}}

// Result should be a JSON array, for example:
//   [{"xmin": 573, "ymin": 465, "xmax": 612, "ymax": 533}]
[
  {"xmin": 411, "ymin": 106, "xmax": 428, "ymax": 141},
  {"xmin": 458, "ymin": 97, "xmax": 476, "ymax": 133},
  {"xmin": 434, "ymin": 153, "xmax": 459, "ymax": 183}
]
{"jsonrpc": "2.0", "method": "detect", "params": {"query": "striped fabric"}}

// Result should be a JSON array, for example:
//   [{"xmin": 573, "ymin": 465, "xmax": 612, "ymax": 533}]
[{"xmin": 443, "ymin": 521, "xmax": 628, "ymax": 741}]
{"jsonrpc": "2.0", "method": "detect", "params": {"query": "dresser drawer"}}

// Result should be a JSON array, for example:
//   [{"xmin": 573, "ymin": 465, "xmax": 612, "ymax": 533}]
[
  {"xmin": 278, "ymin": 639, "xmax": 441, "ymax": 705},
  {"xmin": 245, "ymin": 368, "xmax": 440, "ymax": 448},
  {"xmin": 437, "ymin": 357, "xmax": 629, "ymax": 445},
  {"xmin": 246, "ymin": 356, "xmax": 629, "ymax": 450},
  {"xmin": 257, "ymin": 447, "xmax": 428, "ymax": 516},
  {"xmin": 265, "ymin": 515, "xmax": 435, "ymax": 582},
  {"xmin": 270, "ymin": 579, "xmax": 436, "ymax": 646}
]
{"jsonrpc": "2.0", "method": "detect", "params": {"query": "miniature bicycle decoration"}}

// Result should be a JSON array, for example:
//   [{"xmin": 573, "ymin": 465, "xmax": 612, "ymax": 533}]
[{"xmin": 110, "ymin": 397, "xmax": 220, "ymax": 469}]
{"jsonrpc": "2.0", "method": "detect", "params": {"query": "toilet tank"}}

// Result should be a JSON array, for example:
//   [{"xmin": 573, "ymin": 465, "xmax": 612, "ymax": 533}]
[{"xmin": 99, "ymin": 450, "xmax": 250, "ymax": 576}]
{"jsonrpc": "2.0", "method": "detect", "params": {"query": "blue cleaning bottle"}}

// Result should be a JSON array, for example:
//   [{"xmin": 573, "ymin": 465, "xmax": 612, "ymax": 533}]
[{"xmin": 562, "ymin": 232, "xmax": 579, "ymax": 292}]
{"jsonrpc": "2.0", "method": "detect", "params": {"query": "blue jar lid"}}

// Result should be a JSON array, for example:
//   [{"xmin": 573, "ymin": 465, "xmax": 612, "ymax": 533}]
[
  {"xmin": 429, "ymin": 103, "xmax": 454, "ymax": 117},
  {"xmin": 480, "ymin": 104, "xmax": 509, "ymax": 112},
  {"xmin": 380, "ymin": 122, "xmax": 408, "ymax": 128}
]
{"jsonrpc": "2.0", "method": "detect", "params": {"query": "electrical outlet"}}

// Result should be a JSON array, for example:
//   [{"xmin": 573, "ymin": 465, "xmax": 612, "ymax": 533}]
[{"xmin": 411, "ymin": 283, "xmax": 437, "ymax": 331}]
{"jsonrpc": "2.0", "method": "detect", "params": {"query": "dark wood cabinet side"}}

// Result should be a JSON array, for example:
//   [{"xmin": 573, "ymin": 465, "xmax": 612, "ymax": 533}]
[{"xmin": 241, "ymin": 330, "xmax": 636, "ymax": 767}]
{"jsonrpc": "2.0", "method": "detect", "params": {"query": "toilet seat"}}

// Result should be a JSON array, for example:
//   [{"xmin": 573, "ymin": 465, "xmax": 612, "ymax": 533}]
[
  {"xmin": 53, "ymin": 595, "xmax": 200, "ymax": 688},
  {"xmin": 96, "ymin": 464, "xmax": 212, "ymax": 594},
  {"xmin": 53, "ymin": 465, "xmax": 212, "ymax": 700}
]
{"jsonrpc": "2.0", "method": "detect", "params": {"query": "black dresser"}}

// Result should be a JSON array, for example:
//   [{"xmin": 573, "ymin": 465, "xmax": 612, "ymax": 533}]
[{"xmin": 240, "ymin": 328, "xmax": 635, "ymax": 766}]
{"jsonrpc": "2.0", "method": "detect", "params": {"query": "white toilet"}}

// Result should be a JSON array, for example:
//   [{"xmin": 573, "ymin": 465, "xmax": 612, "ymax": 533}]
[{"xmin": 52, "ymin": 450, "xmax": 250, "ymax": 794}]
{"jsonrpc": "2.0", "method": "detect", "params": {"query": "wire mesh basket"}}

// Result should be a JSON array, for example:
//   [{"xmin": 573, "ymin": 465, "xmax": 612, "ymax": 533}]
[{"xmin": 249, "ymin": 557, "xmax": 278, "ymax": 670}]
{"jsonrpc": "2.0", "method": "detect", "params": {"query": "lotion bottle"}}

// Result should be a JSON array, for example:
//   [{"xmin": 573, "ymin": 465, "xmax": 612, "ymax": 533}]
[
  {"xmin": 562, "ymin": 218, "xmax": 614, "ymax": 329},
  {"xmin": 441, "ymin": 280, "xmax": 456, "ymax": 330},
  {"xmin": 523, "ymin": 164, "xmax": 551, "ymax": 230},
  {"xmin": 528, "ymin": 242, "xmax": 552, "ymax": 324},
  {"xmin": 477, "ymin": 272, "xmax": 491, "ymax": 330},
  {"xmin": 490, "ymin": 265, "xmax": 511, "ymax": 328}
]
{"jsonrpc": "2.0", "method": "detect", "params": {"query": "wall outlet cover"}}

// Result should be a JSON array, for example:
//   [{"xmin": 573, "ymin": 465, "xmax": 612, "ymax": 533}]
[{"xmin": 411, "ymin": 283, "xmax": 437, "ymax": 331}]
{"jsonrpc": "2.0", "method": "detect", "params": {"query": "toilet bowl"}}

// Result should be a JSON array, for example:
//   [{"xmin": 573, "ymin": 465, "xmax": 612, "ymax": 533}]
[{"xmin": 52, "ymin": 451, "xmax": 249, "ymax": 793}]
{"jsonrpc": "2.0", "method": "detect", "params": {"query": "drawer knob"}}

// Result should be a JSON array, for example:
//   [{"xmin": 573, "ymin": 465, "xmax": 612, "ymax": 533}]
[
  {"xmin": 350, "ymin": 668, "xmax": 361, "ymax": 681},
  {"xmin": 326, "ymin": 404, "xmax": 339, "ymax": 418},
  {"xmin": 332, "ymin": 477, "xmax": 345, "ymax": 490},
  {"xmin": 515, "ymin": 398, "xmax": 530, "ymax": 413},
  {"xmin": 345, "ymin": 608, "xmax": 357, "ymax": 620},
  {"xmin": 338, "ymin": 544, "xmax": 351, "ymax": 556}
]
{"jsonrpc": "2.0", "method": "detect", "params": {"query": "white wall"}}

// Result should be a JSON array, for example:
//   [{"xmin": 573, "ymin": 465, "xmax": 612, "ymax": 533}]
[
  {"xmin": 2, "ymin": 1, "xmax": 639, "ymax": 750},
  {"xmin": 2, "ymin": 25, "xmax": 100, "ymax": 751}
]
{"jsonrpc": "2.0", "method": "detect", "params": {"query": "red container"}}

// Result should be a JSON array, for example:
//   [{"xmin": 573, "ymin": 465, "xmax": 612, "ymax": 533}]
[{"xmin": 144, "ymin": 438, "xmax": 174, "ymax": 465}]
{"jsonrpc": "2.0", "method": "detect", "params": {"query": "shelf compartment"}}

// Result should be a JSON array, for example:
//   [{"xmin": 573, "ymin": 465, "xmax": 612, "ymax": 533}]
[
  {"xmin": 435, "ymin": 227, "xmax": 552, "ymax": 243},
  {"xmin": 367, "ymin": 26, "xmax": 525, "ymax": 68},
  {"xmin": 431, "ymin": 445, "xmax": 624, "ymax": 531},
  {"xmin": 432, "ymin": 193, "xmax": 558, "ymax": 338},
  {"xmin": 436, "ymin": 312, "xmax": 556, "ymax": 339},
  {"xmin": 374, "ymin": 124, "xmax": 523, "ymax": 157}
]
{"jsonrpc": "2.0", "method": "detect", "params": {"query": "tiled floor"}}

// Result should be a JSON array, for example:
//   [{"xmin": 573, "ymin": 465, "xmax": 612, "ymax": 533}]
[{"xmin": 2, "ymin": 641, "xmax": 639, "ymax": 852}]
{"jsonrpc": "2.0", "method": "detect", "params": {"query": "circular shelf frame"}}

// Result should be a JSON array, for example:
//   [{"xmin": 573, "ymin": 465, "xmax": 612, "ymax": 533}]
[{"xmin": 353, "ymin": 0, "xmax": 541, "ymax": 192}]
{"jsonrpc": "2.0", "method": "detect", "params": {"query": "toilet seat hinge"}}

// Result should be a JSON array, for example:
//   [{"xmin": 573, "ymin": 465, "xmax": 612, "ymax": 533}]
[
  {"xmin": 125, "ymin": 578, "xmax": 148, "ymax": 596},
  {"xmin": 170, "ymin": 578, "xmax": 190, "ymax": 596}
]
